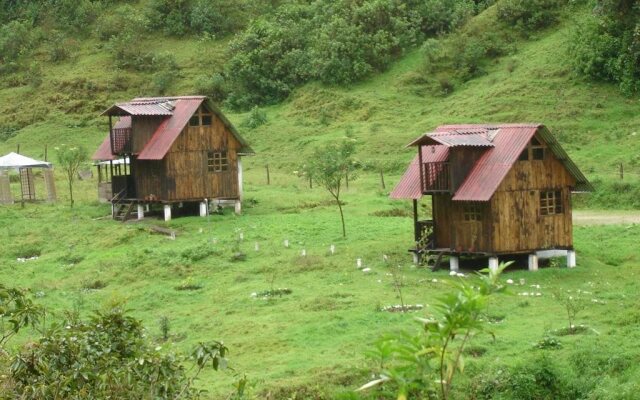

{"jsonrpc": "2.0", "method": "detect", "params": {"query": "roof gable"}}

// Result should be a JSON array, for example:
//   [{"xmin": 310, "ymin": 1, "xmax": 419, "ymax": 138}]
[
  {"xmin": 93, "ymin": 97, "xmax": 254, "ymax": 161},
  {"xmin": 391, "ymin": 123, "xmax": 592, "ymax": 201}
]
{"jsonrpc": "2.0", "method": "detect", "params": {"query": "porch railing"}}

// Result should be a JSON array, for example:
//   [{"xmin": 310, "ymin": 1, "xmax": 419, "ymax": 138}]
[
  {"xmin": 110, "ymin": 127, "xmax": 132, "ymax": 155},
  {"xmin": 421, "ymin": 162, "xmax": 450, "ymax": 193}
]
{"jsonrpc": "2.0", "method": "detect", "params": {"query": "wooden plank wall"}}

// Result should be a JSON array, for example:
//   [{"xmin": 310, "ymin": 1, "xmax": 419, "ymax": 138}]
[
  {"xmin": 490, "ymin": 148, "xmax": 575, "ymax": 253},
  {"xmin": 133, "ymin": 158, "xmax": 165, "ymax": 200},
  {"xmin": 131, "ymin": 116, "xmax": 163, "ymax": 154},
  {"xmin": 449, "ymin": 148, "xmax": 485, "ymax": 192},
  {"xmin": 164, "ymin": 115, "xmax": 240, "ymax": 201}
]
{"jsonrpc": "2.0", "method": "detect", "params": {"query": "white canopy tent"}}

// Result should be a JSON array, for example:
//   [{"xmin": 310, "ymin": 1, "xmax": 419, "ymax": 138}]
[{"xmin": 0, "ymin": 152, "xmax": 56, "ymax": 204}]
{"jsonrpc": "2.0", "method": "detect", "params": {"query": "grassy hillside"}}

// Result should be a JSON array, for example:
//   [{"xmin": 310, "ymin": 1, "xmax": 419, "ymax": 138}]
[{"xmin": 1, "ymin": 1, "xmax": 640, "ymax": 398}]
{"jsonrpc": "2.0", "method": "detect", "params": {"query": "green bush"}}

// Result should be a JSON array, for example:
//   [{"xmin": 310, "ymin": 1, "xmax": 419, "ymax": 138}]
[
  {"xmin": 147, "ymin": 0, "xmax": 191, "ymax": 36},
  {"xmin": 243, "ymin": 106, "xmax": 267, "ymax": 129},
  {"xmin": 195, "ymin": 73, "xmax": 227, "ymax": 102},
  {"xmin": 225, "ymin": 0, "xmax": 482, "ymax": 109},
  {"xmin": 189, "ymin": 0, "xmax": 246, "ymax": 36},
  {"xmin": 45, "ymin": 31, "xmax": 74, "ymax": 62},
  {"xmin": 496, "ymin": 0, "xmax": 566, "ymax": 31},
  {"xmin": 95, "ymin": 4, "xmax": 148, "ymax": 41},
  {"xmin": 7, "ymin": 307, "xmax": 229, "ymax": 399},
  {"xmin": 568, "ymin": 3, "xmax": 640, "ymax": 96},
  {"xmin": 0, "ymin": 20, "xmax": 35, "ymax": 64}
]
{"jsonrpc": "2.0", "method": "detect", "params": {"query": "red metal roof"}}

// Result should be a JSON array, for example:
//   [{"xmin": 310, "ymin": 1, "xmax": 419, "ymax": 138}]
[
  {"xmin": 452, "ymin": 126, "xmax": 537, "ymax": 201},
  {"xmin": 391, "ymin": 123, "xmax": 591, "ymax": 202},
  {"xmin": 138, "ymin": 98, "xmax": 203, "ymax": 160},
  {"xmin": 92, "ymin": 117, "xmax": 131, "ymax": 160},
  {"xmin": 101, "ymin": 100, "xmax": 175, "ymax": 116},
  {"xmin": 390, "ymin": 146, "xmax": 449, "ymax": 199},
  {"xmin": 407, "ymin": 129, "xmax": 495, "ymax": 148}
]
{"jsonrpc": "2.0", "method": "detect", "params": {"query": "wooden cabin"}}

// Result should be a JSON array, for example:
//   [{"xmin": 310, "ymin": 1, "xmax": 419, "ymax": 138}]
[
  {"xmin": 92, "ymin": 96, "xmax": 254, "ymax": 220},
  {"xmin": 391, "ymin": 124, "xmax": 592, "ymax": 271}
]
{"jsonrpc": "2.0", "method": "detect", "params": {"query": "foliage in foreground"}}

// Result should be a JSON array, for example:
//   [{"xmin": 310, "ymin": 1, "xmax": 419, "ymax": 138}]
[
  {"xmin": 359, "ymin": 263, "xmax": 509, "ymax": 399},
  {"xmin": 0, "ymin": 291, "xmax": 231, "ymax": 399}
]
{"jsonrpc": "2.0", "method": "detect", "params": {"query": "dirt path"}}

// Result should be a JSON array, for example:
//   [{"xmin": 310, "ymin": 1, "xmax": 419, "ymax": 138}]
[{"xmin": 573, "ymin": 210, "xmax": 640, "ymax": 225}]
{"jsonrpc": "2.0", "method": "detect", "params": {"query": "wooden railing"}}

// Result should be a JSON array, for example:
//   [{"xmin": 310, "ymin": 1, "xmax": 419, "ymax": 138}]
[
  {"xmin": 421, "ymin": 162, "xmax": 450, "ymax": 193},
  {"xmin": 110, "ymin": 127, "xmax": 132, "ymax": 154}
]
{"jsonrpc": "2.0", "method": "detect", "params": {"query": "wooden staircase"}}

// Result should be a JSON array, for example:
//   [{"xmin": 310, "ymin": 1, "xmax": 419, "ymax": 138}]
[{"xmin": 111, "ymin": 189, "xmax": 134, "ymax": 222}]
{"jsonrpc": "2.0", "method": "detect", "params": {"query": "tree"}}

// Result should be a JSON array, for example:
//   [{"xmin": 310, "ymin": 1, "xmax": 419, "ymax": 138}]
[
  {"xmin": 0, "ymin": 283, "xmax": 44, "ymax": 349},
  {"xmin": 55, "ymin": 145, "xmax": 88, "ymax": 207},
  {"xmin": 306, "ymin": 139, "xmax": 357, "ymax": 238},
  {"xmin": 359, "ymin": 263, "xmax": 509, "ymax": 399}
]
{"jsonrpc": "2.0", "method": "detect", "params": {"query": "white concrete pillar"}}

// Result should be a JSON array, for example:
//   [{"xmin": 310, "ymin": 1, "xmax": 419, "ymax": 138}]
[
  {"xmin": 567, "ymin": 250, "xmax": 576, "ymax": 268},
  {"xmin": 237, "ymin": 157, "xmax": 243, "ymax": 201},
  {"xmin": 137, "ymin": 204, "xmax": 144, "ymax": 220},
  {"xmin": 145, "ymin": 204, "xmax": 150, "ymax": 212},
  {"xmin": 199, "ymin": 201, "xmax": 207, "ymax": 217},
  {"xmin": 234, "ymin": 200, "xmax": 241, "ymax": 215},
  {"xmin": 449, "ymin": 256, "xmax": 460, "ymax": 272},
  {"xmin": 528, "ymin": 254, "xmax": 538, "ymax": 271},
  {"xmin": 164, "ymin": 204, "xmax": 172, "ymax": 221},
  {"xmin": 111, "ymin": 203, "xmax": 115, "ymax": 218},
  {"xmin": 412, "ymin": 252, "xmax": 420, "ymax": 265},
  {"xmin": 488, "ymin": 257, "xmax": 499, "ymax": 272}
]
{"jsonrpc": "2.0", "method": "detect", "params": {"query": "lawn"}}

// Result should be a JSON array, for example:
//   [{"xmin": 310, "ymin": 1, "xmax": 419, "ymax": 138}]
[{"xmin": 1, "ymin": 165, "xmax": 639, "ymax": 398}]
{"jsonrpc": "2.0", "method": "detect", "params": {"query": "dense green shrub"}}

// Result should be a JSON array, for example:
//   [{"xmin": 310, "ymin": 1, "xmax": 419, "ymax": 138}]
[
  {"xmin": 147, "ymin": 0, "xmax": 191, "ymax": 36},
  {"xmin": 569, "ymin": 1, "xmax": 640, "ymax": 96},
  {"xmin": 189, "ymin": 0, "xmax": 246, "ymax": 36},
  {"xmin": 243, "ymin": 106, "xmax": 268, "ymax": 129},
  {"xmin": 470, "ymin": 355, "xmax": 582, "ymax": 399},
  {"xmin": 225, "ymin": 0, "xmax": 481, "ymax": 109},
  {"xmin": 496, "ymin": 0, "xmax": 566, "ymax": 31},
  {"xmin": 7, "ymin": 307, "xmax": 229, "ymax": 399},
  {"xmin": 0, "ymin": 20, "xmax": 35, "ymax": 64},
  {"xmin": 195, "ymin": 73, "xmax": 227, "ymax": 102},
  {"xmin": 95, "ymin": 4, "xmax": 148, "ymax": 41}
]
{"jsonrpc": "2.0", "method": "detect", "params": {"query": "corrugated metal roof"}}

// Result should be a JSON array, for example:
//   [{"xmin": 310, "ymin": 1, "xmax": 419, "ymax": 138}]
[
  {"xmin": 92, "ymin": 117, "xmax": 131, "ymax": 160},
  {"xmin": 390, "ymin": 146, "xmax": 449, "ymax": 199},
  {"xmin": 391, "ymin": 123, "xmax": 592, "ymax": 202},
  {"xmin": 138, "ymin": 98, "xmax": 202, "ymax": 160},
  {"xmin": 407, "ymin": 129, "xmax": 495, "ymax": 147},
  {"xmin": 94, "ymin": 97, "xmax": 255, "ymax": 161}
]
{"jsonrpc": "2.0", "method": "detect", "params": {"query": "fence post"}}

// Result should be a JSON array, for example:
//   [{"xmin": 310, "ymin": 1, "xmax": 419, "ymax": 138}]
[
  {"xmin": 619, "ymin": 163, "xmax": 624, "ymax": 180},
  {"xmin": 16, "ymin": 144, "xmax": 20, "ymax": 154},
  {"xmin": 266, "ymin": 164, "xmax": 270, "ymax": 185},
  {"xmin": 309, "ymin": 176, "xmax": 312, "ymax": 189},
  {"xmin": 380, "ymin": 169, "xmax": 385, "ymax": 189}
]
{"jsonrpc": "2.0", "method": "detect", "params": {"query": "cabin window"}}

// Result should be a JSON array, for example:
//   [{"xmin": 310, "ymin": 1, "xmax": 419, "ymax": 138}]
[
  {"xmin": 190, "ymin": 106, "xmax": 213, "ymax": 127},
  {"xmin": 463, "ymin": 203, "xmax": 482, "ymax": 221},
  {"xmin": 540, "ymin": 190, "xmax": 562, "ymax": 215},
  {"xmin": 207, "ymin": 151, "xmax": 228, "ymax": 172},
  {"xmin": 518, "ymin": 136, "xmax": 546, "ymax": 161}
]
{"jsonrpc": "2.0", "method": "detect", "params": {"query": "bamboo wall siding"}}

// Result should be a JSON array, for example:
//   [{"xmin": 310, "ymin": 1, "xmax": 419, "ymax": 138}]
[
  {"xmin": 448, "ymin": 148, "xmax": 485, "ymax": 192},
  {"xmin": 432, "ymin": 145, "xmax": 575, "ymax": 254},
  {"xmin": 133, "ymin": 159, "xmax": 165, "ymax": 200}
]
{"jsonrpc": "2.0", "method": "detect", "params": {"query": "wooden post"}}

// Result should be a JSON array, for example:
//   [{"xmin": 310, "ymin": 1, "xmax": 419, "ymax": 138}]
[
  {"xmin": 266, "ymin": 164, "xmax": 270, "ymax": 185},
  {"xmin": 16, "ymin": 144, "xmax": 20, "ymax": 154},
  {"xmin": 44, "ymin": 145, "xmax": 48, "ymax": 161},
  {"xmin": 309, "ymin": 176, "xmax": 312, "ymax": 189},
  {"xmin": 379, "ymin": 169, "xmax": 385, "ymax": 189},
  {"xmin": 413, "ymin": 199, "xmax": 419, "ymax": 243},
  {"xmin": 619, "ymin": 163, "xmax": 624, "ymax": 180}
]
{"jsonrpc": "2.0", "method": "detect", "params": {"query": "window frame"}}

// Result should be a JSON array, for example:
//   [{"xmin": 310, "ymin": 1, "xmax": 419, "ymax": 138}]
[
  {"xmin": 462, "ymin": 202, "xmax": 483, "ymax": 222},
  {"xmin": 518, "ymin": 135, "xmax": 546, "ymax": 162},
  {"xmin": 190, "ymin": 106, "xmax": 214, "ymax": 127},
  {"xmin": 540, "ymin": 190, "xmax": 563, "ymax": 216},
  {"xmin": 207, "ymin": 150, "xmax": 229, "ymax": 173}
]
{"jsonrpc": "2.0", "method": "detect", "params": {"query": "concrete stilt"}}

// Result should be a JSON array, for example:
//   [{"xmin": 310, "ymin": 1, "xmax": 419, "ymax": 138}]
[
  {"xmin": 412, "ymin": 252, "xmax": 420, "ymax": 265},
  {"xmin": 449, "ymin": 256, "xmax": 460, "ymax": 272},
  {"xmin": 567, "ymin": 250, "xmax": 576, "ymax": 268},
  {"xmin": 164, "ymin": 204, "xmax": 172, "ymax": 221},
  {"xmin": 145, "ymin": 204, "xmax": 150, "ymax": 212},
  {"xmin": 488, "ymin": 256, "xmax": 499, "ymax": 272},
  {"xmin": 137, "ymin": 204, "xmax": 144, "ymax": 220},
  {"xmin": 234, "ymin": 200, "xmax": 241, "ymax": 215},
  {"xmin": 199, "ymin": 201, "xmax": 207, "ymax": 217},
  {"xmin": 528, "ymin": 254, "xmax": 538, "ymax": 272}
]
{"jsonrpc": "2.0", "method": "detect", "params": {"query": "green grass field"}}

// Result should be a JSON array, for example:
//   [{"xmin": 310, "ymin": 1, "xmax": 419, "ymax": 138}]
[
  {"xmin": 2, "ymin": 166, "xmax": 640, "ymax": 397},
  {"xmin": 2, "ymin": 2, "xmax": 640, "ymax": 398}
]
